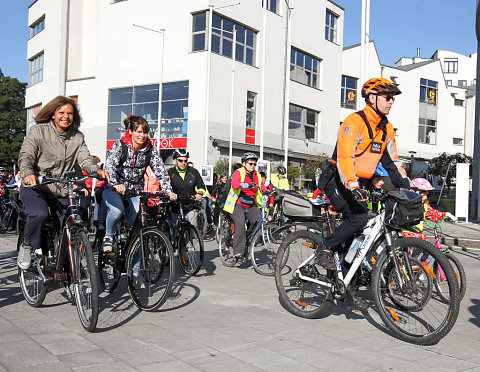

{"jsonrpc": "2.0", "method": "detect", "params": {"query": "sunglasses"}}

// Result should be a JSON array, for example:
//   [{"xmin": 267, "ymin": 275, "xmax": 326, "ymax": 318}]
[
  {"xmin": 246, "ymin": 162, "xmax": 257, "ymax": 166},
  {"xmin": 382, "ymin": 95, "xmax": 395, "ymax": 102},
  {"xmin": 176, "ymin": 159, "xmax": 188, "ymax": 163}
]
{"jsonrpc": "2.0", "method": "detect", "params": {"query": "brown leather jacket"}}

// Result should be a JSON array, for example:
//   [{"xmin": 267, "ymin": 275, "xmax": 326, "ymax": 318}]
[{"xmin": 18, "ymin": 121, "xmax": 98, "ymax": 197}]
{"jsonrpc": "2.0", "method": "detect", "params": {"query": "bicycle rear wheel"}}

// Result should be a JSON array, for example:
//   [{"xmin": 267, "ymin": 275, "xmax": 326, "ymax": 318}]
[
  {"xmin": 251, "ymin": 224, "xmax": 295, "ymax": 276},
  {"xmin": 218, "ymin": 215, "xmax": 236, "ymax": 267},
  {"xmin": 97, "ymin": 250, "xmax": 121, "ymax": 294},
  {"xmin": 372, "ymin": 237, "xmax": 460, "ymax": 345},
  {"xmin": 196, "ymin": 209, "xmax": 207, "ymax": 237},
  {"xmin": 177, "ymin": 225, "xmax": 204, "ymax": 275},
  {"xmin": 71, "ymin": 230, "xmax": 99, "ymax": 332},
  {"xmin": 433, "ymin": 252, "xmax": 466, "ymax": 302},
  {"xmin": 274, "ymin": 230, "xmax": 333, "ymax": 319},
  {"xmin": 126, "ymin": 228, "xmax": 175, "ymax": 311}
]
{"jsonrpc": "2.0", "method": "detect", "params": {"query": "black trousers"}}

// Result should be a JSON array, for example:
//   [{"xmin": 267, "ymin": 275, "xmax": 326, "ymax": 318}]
[
  {"xmin": 231, "ymin": 204, "xmax": 260, "ymax": 256},
  {"xmin": 323, "ymin": 179, "xmax": 368, "ymax": 252},
  {"xmin": 19, "ymin": 186, "xmax": 68, "ymax": 250}
]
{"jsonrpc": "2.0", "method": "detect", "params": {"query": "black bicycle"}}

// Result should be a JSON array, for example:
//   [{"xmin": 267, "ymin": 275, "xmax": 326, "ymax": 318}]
[
  {"xmin": 17, "ymin": 172, "xmax": 99, "ymax": 332},
  {"xmin": 154, "ymin": 196, "xmax": 204, "ymax": 276},
  {"xmin": 96, "ymin": 188, "xmax": 175, "ymax": 311},
  {"xmin": 0, "ymin": 184, "xmax": 21, "ymax": 234}
]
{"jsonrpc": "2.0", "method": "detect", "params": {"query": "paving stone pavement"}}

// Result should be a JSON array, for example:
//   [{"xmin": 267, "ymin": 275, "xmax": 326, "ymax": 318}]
[{"xmin": 0, "ymin": 231, "xmax": 479, "ymax": 371}]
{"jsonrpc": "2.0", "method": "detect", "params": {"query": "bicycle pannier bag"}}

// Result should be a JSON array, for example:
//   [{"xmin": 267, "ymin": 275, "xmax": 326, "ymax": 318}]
[
  {"xmin": 384, "ymin": 190, "xmax": 424, "ymax": 229},
  {"xmin": 282, "ymin": 191, "xmax": 313, "ymax": 217}
]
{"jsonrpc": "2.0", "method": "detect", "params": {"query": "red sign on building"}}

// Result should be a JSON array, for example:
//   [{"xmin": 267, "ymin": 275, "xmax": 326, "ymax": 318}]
[
  {"xmin": 245, "ymin": 128, "xmax": 255, "ymax": 144},
  {"xmin": 106, "ymin": 137, "xmax": 187, "ymax": 151}
]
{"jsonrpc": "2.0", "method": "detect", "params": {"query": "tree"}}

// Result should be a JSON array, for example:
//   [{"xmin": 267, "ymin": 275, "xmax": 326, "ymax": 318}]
[
  {"xmin": 214, "ymin": 156, "xmax": 230, "ymax": 175},
  {"xmin": 430, "ymin": 152, "xmax": 473, "ymax": 189},
  {"xmin": 0, "ymin": 70, "xmax": 27, "ymax": 169},
  {"xmin": 301, "ymin": 154, "xmax": 329, "ymax": 180},
  {"xmin": 287, "ymin": 166, "xmax": 300, "ymax": 186}
]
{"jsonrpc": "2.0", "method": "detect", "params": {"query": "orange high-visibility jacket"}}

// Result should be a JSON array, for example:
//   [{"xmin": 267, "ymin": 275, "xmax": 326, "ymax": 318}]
[{"xmin": 335, "ymin": 105, "xmax": 408, "ymax": 190}]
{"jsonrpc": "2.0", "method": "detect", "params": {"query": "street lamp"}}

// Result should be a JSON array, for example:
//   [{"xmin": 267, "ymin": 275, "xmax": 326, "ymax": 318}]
[{"xmin": 132, "ymin": 24, "xmax": 165, "ymax": 150}]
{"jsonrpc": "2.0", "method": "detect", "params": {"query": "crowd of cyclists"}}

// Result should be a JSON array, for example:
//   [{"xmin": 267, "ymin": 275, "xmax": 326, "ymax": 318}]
[{"xmin": 0, "ymin": 77, "xmax": 463, "ymax": 341}]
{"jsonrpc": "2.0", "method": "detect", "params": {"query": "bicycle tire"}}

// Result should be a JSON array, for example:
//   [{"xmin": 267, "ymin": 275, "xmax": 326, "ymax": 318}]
[
  {"xmin": 126, "ymin": 228, "xmax": 175, "ymax": 311},
  {"xmin": 0, "ymin": 210, "xmax": 6, "ymax": 234},
  {"xmin": 274, "ymin": 230, "xmax": 333, "ymax": 319},
  {"xmin": 177, "ymin": 225, "xmax": 204, "ymax": 275},
  {"xmin": 97, "ymin": 250, "xmax": 121, "ymax": 294},
  {"xmin": 433, "ymin": 252, "xmax": 467, "ymax": 302},
  {"xmin": 251, "ymin": 223, "xmax": 294, "ymax": 276},
  {"xmin": 218, "ymin": 216, "xmax": 236, "ymax": 267},
  {"xmin": 371, "ymin": 237, "xmax": 460, "ymax": 345},
  {"xmin": 71, "ymin": 230, "xmax": 99, "ymax": 332}
]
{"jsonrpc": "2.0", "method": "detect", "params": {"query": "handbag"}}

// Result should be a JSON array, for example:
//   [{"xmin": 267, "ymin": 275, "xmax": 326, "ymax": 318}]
[{"xmin": 239, "ymin": 194, "xmax": 255, "ymax": 205}]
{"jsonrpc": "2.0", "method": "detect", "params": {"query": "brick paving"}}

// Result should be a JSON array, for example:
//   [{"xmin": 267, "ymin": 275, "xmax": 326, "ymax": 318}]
[{"xmin": 0, "ymin": 231, "xmax": 479, "ymax": 371}]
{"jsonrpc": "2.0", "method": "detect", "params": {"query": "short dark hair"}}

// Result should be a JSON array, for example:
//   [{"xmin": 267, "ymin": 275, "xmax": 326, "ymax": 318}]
[
  {"xmin": 123, "ymin": 115, "xmax": 149, "ymax": 133},
  {"xmin": 35, "ymin": 96, "xmax": 82, "ymax": 130},
  {"xmin": 259, "ymin": 171, "xmax": 266, "ymax": 178}
]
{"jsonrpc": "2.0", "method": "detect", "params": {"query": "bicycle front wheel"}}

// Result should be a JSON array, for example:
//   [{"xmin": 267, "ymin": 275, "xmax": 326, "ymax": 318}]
[
  {"xmin": 71, "ymin": 231, "xmax": 99, "ymax": 332},
  {"xmin": 372, "ymin": 237, "xmax": 460, "ymax": 345},
  {"xmin": 126, "ymin": 228, "xmax": 175, "ymax": 311},
  {"xmin": 433, "ymin": 252, "xmax": 467, "ymax": 302},
  {"xmin": 274, "ymin": 230, "xmax": 333, "ymax": 319},
  {"xmin": 218, "ymin": 216, "xmax": 236, "ymax": 267},
  {"xmin": 177, "ymin": 225, "xmax": 204, "ymax": 275}
]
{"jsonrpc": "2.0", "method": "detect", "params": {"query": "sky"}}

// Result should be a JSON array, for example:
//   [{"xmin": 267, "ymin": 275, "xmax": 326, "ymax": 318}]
[{"xmin": 0, "ymin": 0, "xmax": 478, "ymax": 83}]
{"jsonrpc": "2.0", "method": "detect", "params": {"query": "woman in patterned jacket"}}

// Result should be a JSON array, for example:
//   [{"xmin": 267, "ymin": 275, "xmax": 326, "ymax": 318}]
[{"xmin": 102, "ymin": 115, "xmax": 177, "ymax": 252}]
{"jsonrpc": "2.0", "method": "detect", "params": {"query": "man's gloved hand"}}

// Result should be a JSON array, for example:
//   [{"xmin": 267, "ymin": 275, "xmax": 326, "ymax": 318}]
[
  {"xmin": 240, "ymin": 183, "xmax": 250, "ymax": 189},
  {"xmin": 351, "ymin": 188, "xmax": 368, "ymax": 201}
]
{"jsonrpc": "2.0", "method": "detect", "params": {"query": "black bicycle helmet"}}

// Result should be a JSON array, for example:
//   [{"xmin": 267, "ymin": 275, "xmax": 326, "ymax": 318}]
[
  {"xmin": 277, "ymin": 165, "xmax": 286, "ymax": 175},
  {"xmin": 172, "ymin": 148, "xmax": 189, "ymax": 159},
  {"xmin": 241, "ymin": 152, "xmax": 259, "ymax": 163}
]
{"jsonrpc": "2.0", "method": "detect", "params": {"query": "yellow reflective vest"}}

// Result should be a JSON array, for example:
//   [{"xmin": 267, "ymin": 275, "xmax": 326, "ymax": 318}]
[
  {"xmin": 223, "ymin": 167, "xmax": 262, "ymax": 214},
  {"xmin": 270, "ymin": 173, "xmax": 290, "ymax": 190}
]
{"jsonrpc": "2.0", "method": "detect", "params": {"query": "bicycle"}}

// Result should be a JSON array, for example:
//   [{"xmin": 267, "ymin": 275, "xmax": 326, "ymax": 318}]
[
  {"xmin": 423, "ymin": 216, "xmax": 467, "ymax": 302},
  {"xmin": 154, "ymin": 196, "xmax": 204, "ymax": 276},
  {"xmin": 96, "ymin": 188, "xmax": 175, "ymax": 310},
  {"xmin": 0, "ymin": 185, "xmax": 20, "ymax": 234},
  {"xmin": 274, "ymin": 190, "xmax": 460, "ymax": 345},
  {"xmin": 17, "ymin": 172, "xmax": 100, "ymax": 332}
]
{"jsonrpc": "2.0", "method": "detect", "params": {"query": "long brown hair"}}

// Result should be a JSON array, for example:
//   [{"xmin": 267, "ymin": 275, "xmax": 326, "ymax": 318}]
[
  {"xmin": 35, "ymin": 96, "xmax": 82, "ymax": 130},
  {"xmin": 217, "ymin": 173, "xmax": 227, "ymax": 185}
]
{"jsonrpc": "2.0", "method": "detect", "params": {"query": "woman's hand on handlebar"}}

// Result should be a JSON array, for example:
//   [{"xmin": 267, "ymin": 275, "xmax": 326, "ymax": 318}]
[
  {"xmin": 169, "ymin": 192, "xmax": 177, "ymax": 201},
  {"xmin": 194, "ymin": 193, "xmax": 203, "ymax": 200},
  {"xmin": 23, "ymin": 174, "xmax": 37, "ymax": 187},
  {"xmin": 113, "ymin": 184, "xmax": 126, "ymax": 194},
  {"xmin": 97, "ymin": 169, "xmax": 110, "ymax": 182}
]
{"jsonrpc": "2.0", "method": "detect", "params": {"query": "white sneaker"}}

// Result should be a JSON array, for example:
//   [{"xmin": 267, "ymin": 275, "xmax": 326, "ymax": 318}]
[
  {"xmin": 17, "ymin": 244, "xmax": 32, "ymax": 270},
  {"xmin": 102, "ymin": 236, "xmax": 113, "ymax": 252}
]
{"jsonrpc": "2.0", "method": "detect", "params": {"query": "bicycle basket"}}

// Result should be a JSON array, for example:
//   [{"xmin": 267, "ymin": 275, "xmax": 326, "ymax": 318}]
[
  {"xmin": 384, "ymin": 190, "xmax": 424, "ymax": 229},
  {"xmin": 282, "ymin": 191, "xmax": 313, "ymax": 218}
]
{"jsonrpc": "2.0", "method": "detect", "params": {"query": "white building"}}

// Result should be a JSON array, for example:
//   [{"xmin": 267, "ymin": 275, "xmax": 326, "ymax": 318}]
[{"xmin": 25, "ymin": 0, "xmax": 476, "ymax": 178}]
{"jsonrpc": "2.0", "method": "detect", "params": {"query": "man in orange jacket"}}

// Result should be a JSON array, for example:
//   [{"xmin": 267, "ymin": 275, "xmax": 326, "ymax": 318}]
[{"xmin": 317, "ymin": 78, "xmax": 410, "ymax": 310}]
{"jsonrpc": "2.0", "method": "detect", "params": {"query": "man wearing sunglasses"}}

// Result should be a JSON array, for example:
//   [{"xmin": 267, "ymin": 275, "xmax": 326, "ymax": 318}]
[
  {"xmin": 316, "ymin": 78, "xmax": 410, "ymax": 311},
  {"xmin": 168, "ymin": 148, "xmax": 206, "ymax": 225}
]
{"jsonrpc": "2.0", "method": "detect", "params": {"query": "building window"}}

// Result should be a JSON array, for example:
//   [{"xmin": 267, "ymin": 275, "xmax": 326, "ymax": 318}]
[
  {"xmin": 160, "ymin": 81, "xmax": 189, "ymax": 140},
  {"xmin": 454, "ymin": 98, "xmax": 464, "ymax": 106},
  {"xmin": 263, "ymin": 0, "xmax": 279, "ymax": 13},
  {"xmin": 418, "ymin": 118, "xmax": 437, "ymax": 145},
  {"xmin": 289, "ymin": 104, "xmax": 317, "ymax": 141},
  {"xmin": 290, "ymin": 48, "xmax": 320, "ymax": 88},
  {"xmin": 458, "ymin": 80, "xmax": 467, "ymax": 87},
  {"xmin": 246, "ymin": 91, "xmax": 257, "ymax": 129},
  {"xmin": 29, "ymin": 52, "xmax": 44, "ymax": 86},
  {"xmin": 445, "ymin": 80, "xmax": 452, "ymax": 86},
  {"xmin": 341, "ymin": 75, "xmax": 357, "ymax": 109},
  {"xmin": 453, "ymin": 138, "xmax": 463, "ymax": 145},
  {"xmin": 325, "ymin": 10, "xmax": 338, "ymax": 43},
  {"xmin": 419, "ymin": 78, "xmax": 437, "ymax": 105},
  {"xmin": 192, "ymin": 11, "xmax": 257, "ymax": 66},
  {"xmin": 444, "ymin": 58, "xmax": 458, "ymax": 73},
  {"xmin": 108, "ymin": 84, "xmax": 159, "ymax": 141},
  {"xmin": 30, "ymin": 16, "xmax": 45, "ymax": 38},
  {"xmin": 27, "ymin": 104, "xmax": 42, "ymax": 132}
]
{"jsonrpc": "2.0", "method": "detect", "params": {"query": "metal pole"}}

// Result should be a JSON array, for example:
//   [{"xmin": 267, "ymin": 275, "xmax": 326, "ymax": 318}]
[
  {"xmin": 259, "ymin": 0, "xmax": 267, "ymax": 160},
  {"xmin": 157, "ymin": 30, "xmax": 165, "ymax": 150},
  {"xmin": 283, "ymin": 5, "xmax": 292, "ymax": 168},
  {"xmin": 471, "ymin": 0, "xmax": 480, "ymax": 219},
  {"xmin": 360, "ymin": 0, "xmax": 366, "ymax": 85},
  {"xmin": 204, "ymin": 5, "xmax": 214, "ymax": 165},
  {"xmin": 437, "ymin": 162, "xmax": 451, "ymax": 206},
  {"xmin": 228, "ymin": 29, "xmax": 237, "ymax": 176}
]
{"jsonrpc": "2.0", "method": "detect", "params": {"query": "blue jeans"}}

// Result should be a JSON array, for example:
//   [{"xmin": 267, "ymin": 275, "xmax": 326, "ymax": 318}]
[{"xmin": 102, "ymin": 188, "xmax": 140, "ymax": 236}]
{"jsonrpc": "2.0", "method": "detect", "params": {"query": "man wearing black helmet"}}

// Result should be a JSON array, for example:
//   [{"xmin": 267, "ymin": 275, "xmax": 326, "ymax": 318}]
[
  {"xmin": 270, "ymin": 165, "xmax": 290, "ymax": 191},
  {"xmin": 223, "ymin": 152, "xmax": 265, "ymax": 260},
  {"xmin": 316, "ymin": 78, "xmax": 410, "ymax": 311},
  {"xmin": 168, "ymin": 148, "xmax": 206, "ymax": 225}
]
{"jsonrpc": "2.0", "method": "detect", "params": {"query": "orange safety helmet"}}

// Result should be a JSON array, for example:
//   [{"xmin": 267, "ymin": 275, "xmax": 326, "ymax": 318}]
[{"xmin": 361, "ymin": 78, "xmax": 402, "ymax": 98}]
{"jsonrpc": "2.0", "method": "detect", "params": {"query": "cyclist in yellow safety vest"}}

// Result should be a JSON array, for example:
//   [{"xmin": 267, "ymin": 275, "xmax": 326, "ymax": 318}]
[{"xmin": 270, "ymin": 165, "xmax": 289, "ymax": 190}]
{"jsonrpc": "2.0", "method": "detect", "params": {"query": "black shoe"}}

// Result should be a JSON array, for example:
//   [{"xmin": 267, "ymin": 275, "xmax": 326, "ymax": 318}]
[
  {"xmin": 346, "ymin": 290, "xmax": 369, "ymax": 311},
  {"xmin": 315, "ymin": 242, "xmax": 336, "ymax": 270}
]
